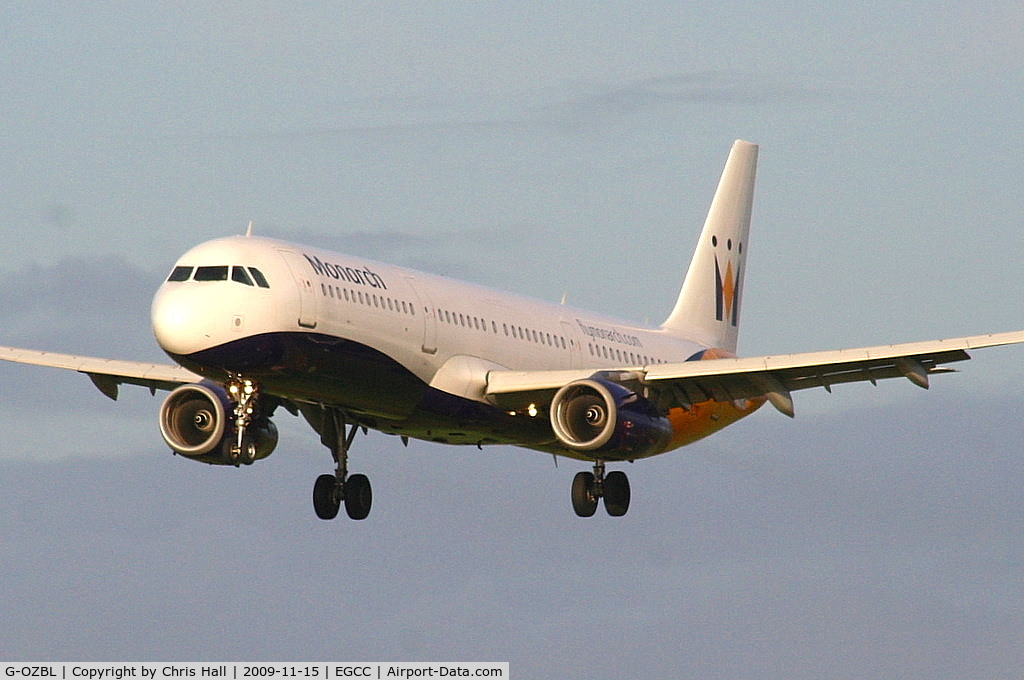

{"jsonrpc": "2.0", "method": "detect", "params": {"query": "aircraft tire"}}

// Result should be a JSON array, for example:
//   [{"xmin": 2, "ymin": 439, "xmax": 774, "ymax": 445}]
[
  {"xmin": 603, "ymin": 470, "xmax": 630, "ymax": 517},
  {"xmin": 344, "ymin": 473, "xmax": 372, "ymax": 520},
  {"xmin": 313, "ymin": 474, "xmax": 341, "ymax": 520},
  {"xmin": 571, "ymin": 471, "xmax": 598, "ymax": 518}
]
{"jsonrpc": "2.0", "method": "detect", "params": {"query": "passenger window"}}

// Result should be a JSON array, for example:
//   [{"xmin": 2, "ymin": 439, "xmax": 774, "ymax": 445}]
[
  {"xmin": 194, "ymin": 266, "xmax": 229, "ymax": 282},
  {"xmin": 232, "ymin": 266, "xmax": 255, "ymax": 286},
  {"xmin": 167, "ymin": 266, "xmax": 193, "ymax": 282},
  {"xmin": 248, "ymin": 268, "xmax": 271, "ymax": 288}
]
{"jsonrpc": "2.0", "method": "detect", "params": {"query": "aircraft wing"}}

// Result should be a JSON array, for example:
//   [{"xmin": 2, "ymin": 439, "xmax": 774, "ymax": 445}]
[
  {"xmin": 485, "ymin": 330, "xmax": 1024, "ymax": 417},
  {"xmin": 0, "ymin": 345, "xmax": 201, "ymax": 400}
]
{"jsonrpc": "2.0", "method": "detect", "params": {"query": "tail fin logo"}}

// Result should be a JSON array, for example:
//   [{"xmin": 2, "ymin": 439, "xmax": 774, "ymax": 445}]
[{"xmin": 714, "ymin": 255, "xmax": 741, "ymax": 326}]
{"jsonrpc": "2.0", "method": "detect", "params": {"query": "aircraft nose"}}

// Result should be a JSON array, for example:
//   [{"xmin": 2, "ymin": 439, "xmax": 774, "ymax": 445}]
[{"xmin": 151, "ymin": 284, "xmax": 212, "ymax": 356}]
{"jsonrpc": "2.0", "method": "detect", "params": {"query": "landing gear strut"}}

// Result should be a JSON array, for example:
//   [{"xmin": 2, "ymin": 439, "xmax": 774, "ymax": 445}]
[
  {"xmin": 571, "ymin": 460, "xmax": 630, "ymax": 518},
  {"xmin": 311, "ymin": 408, "xmax": 372, "ymax": 521},
  {"xmin": 226, "ymin": 376, "xmax": 259, "ymax": 465}
]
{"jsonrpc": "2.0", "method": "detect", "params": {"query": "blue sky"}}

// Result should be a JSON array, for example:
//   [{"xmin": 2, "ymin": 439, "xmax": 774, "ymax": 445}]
[{"xmin": 1, "ymin": 3, "xmax": 1022, "ymax": 677}]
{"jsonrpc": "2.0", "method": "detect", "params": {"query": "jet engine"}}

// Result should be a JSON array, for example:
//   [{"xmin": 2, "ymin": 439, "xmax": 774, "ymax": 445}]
[
  {"xmin": 158, "ymin": 382, "xmax": 278, "ymax": 465},
  {"xmin": 549, "ymin": 378, "xmax": 672, "ymax": 459}
]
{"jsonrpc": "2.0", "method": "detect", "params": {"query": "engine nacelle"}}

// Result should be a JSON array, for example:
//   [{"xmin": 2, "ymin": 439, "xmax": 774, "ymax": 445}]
[
  {"xmin": 550, "ymin": 378, "xmax": 672, "ymax": 459},
  {"xmin": 158, "ymin": 382, "xmax": 278, "ymax": 465}
]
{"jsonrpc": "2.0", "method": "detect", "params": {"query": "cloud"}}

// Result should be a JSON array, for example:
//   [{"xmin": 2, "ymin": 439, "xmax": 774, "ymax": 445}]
[
  {"xmin": 0, "ymin": 388, "xmax": 1021, "ymax": 677},
  {"xmin": 0, "ymin": 255, "xmax": 160, "ymax": 355},
  {"xmin": 529, "ymin": 71, "xmax": 837, "ymax": 130},
  {"xmin": 153, "ymin": 69, "xmax": 836, "ymax": 146},
  {"xmin": 0, "ymin": 255, "xmax": 166, "ymax": 445}
]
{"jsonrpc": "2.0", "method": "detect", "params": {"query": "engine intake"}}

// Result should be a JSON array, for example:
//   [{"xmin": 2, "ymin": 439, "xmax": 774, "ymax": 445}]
[
  {"xmin": 159, "ymin": 382, "xmax": 278, "ymax": 465},
  {"xmin": 550, "ymin": 378, "xmax": 672, "ymax": 459}
]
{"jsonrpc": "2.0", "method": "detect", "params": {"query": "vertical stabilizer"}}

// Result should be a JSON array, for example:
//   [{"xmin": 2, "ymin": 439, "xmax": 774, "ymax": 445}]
[{"xmin": 661, "ymin": 140, "xmax": 758, "ymax": 353}]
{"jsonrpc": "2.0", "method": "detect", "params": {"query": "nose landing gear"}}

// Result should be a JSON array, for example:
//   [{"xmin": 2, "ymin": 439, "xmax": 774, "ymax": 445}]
[{"xmin": 226, "ymin": 377, "xmax": 259, "ymax": 465}]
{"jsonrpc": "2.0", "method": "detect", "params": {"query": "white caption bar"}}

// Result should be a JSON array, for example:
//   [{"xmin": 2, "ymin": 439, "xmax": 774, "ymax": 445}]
[{"xmin": 1, "ymin": 665, "xmax": 508, "ymax": 680}]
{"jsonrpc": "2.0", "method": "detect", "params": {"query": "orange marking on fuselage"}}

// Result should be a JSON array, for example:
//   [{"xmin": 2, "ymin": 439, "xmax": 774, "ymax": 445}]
[
  {"xmin": 662, "ymin": 345, "xmax": 764, "ymax": 451},
  {"xmin": 664, "ymin": 397, "xmax": 765, "ymax": 450}
]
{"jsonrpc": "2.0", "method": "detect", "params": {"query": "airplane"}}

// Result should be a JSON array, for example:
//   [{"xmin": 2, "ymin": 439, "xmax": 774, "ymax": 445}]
[{"xmin": 2, "ymin": 139, "xmax": 1022, "ymax": 521}]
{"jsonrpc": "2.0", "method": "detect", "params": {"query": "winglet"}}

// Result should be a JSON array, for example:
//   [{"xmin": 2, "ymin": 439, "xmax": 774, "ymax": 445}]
[{"xmin": 661, "ymin": 140, "xmax": 758, "ymax": 354}]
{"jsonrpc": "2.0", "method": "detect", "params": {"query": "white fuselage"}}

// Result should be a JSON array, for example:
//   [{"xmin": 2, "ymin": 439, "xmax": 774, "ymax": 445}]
[
  {"xmin": 150, "ymin": 235, "xmax": 719, "ymax": 452},
  {"xmin": 154, "ymin": 236, "xmax": 706, "ymax": 381}
]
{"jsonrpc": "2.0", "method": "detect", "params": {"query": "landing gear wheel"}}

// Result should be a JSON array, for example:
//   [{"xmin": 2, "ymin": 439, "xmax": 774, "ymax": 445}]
[
  {"xmin": 344, "ymin": 473, "xmax": 372, "ymax": 520},
  {"xmin": 313, "ymin": 474, "xmax": 341, "ymax": 520},
  {"xmin": 229, "ymin": 441, "xmax": 257, "ymax": 466},
  {"xmin": 571, "ymin": 471, "xmax": 598, "ymax": 518},
  {"xmin": 310, "ymin": 408, "xmax": 374, "ymax": 521},
  {"xmin": 603, "ymin": 470, "xmax": 630, "ymax": 517}
]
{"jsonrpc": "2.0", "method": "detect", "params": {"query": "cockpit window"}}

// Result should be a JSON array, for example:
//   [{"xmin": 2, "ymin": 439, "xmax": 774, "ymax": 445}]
[
  {"xmin": 167, "ymin": 266, "xmax": 193, "ymax": 282},
  {"xmin": 248, "ymin": 267, "xmax": 270, "ymax": 288},
  {"xmin": 194, "ymin": 265, "xmax": 229, "ymax": 282},
  {"xmin": 165, "ymin": 264, "xmax": 270, "ymax": 287},
  {"xmin": 231, "ymin": 266, "xmax": 254, "ymax": 286}
]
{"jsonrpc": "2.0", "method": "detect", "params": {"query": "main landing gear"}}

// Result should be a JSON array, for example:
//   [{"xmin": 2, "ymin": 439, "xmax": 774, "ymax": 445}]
[
  {"xmin": 311, "ymin": 409, "xmax": 373, "ymax": 521},
  {"xmin": 571, "ymin": 460, "xmax": 630, "ymax": 518}
]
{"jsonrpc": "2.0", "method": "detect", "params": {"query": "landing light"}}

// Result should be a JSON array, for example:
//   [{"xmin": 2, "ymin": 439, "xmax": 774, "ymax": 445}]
[
  {"xmin": 228, "ymin": 380, "xmax": 255, "ymax": 396},
  {"xmin": 528, "ymin": 404, "xmax": 538, "ymax": 418}
]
